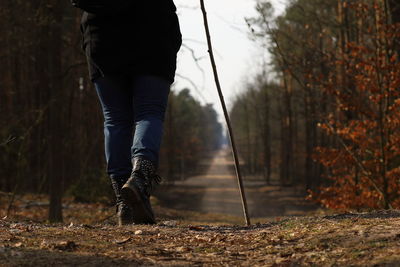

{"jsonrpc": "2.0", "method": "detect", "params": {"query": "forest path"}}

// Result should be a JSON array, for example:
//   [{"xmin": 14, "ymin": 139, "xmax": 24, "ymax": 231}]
[
  {"xmin": 155, "ymin": 148, "xmax": 317, "ymax": 221},
  {"xmin": 175, "ymin": 148, "xmax": 243, "ymax": 216}
]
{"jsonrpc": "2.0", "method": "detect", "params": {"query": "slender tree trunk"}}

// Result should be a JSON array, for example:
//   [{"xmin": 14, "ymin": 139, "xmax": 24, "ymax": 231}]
[
  {"xmin": 47, "ymin": 1, "xmax": 65, "ymax": 223},
  {"xmin": 280, "ymin": 73, "xmax": 293, "ymax": 186},
  {"xmin": 243, "ymin": 100, "xmax": 251, "ymax": 174},
  {"xmin": 388, "ymin": 1, "xmax": 400, "ymax": 55},
  {"xmin": 376, "ymin": 0, "xmax": 391, "ymax": 209},
  {"xmin": 263, "ymin": 87, "xmax": 271, "ymax": 185},
  {"xmin": 304, "ymin": 89, "xmax": 313, "ymax": 189}
]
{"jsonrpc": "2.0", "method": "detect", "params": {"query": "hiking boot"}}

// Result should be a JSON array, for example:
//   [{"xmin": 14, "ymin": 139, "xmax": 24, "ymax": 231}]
[
  {"xmin": 121, "ymin": 157, "xmax": 161, "ymax": 224},
  {"xmin": 110, "ymin": 177, "xmax": 134, "ymax": 226}
]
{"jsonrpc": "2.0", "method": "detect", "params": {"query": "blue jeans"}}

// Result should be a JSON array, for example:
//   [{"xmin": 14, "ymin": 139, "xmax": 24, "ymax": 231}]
[{"xmin": 94, "ymin": 75, "xmax": 170, "ymax": 179}]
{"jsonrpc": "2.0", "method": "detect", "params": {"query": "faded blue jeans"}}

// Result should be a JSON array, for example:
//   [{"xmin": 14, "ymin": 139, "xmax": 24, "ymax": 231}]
[{"xmin": 94, "ymin": 75, "xmax": 170, "ymax": 179}]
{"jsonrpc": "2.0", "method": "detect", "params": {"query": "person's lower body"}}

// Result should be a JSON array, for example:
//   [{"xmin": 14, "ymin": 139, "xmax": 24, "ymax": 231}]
[{"xmin": 94, "ymin": 74, "xmax": 170, "ymax": 225}]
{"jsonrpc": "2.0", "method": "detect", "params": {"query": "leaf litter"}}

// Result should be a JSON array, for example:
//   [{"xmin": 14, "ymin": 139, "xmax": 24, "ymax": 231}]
[
  {"xmin": 0, "ymin": 210, "xmax": 400, "ymax": 266},
  {"xmin": 1, "ymin": 194, "xmax": 400, "ymax": 266}
]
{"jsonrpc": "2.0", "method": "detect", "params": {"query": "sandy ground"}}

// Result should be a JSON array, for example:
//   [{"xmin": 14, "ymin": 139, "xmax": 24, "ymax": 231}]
[{"xmin": 156, "ymin": 148, "xmax": 317, "ymax": 220}]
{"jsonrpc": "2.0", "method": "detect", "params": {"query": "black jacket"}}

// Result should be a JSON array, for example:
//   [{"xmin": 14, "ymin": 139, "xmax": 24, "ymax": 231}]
[{"xmin": 73, "ymin": 1, "xmax": 182, "ymax": 83}]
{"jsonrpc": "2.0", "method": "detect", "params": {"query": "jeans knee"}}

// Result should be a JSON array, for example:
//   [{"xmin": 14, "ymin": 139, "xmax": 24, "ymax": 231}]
[
  {"xmin": 104, "ymin": 119, "xmax": 133, "ymax": 133},
  {"xmin": 104, "ymin": 111, "xmax": 133, "ymax": 127},
  {"xmin": 134, "ymin": 105, "xmax": 167, "ymax": 123}
]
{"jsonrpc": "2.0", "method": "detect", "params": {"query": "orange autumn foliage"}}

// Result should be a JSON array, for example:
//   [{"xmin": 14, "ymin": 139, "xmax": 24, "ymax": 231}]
[{"xmin": 308, "ymin": 1, "xmax": 400, "ymax": 210}]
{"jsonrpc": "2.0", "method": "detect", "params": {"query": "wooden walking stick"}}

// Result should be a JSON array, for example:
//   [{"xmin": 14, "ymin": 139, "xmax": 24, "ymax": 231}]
[{"xmin": 199, "ymin": 0, "xmax": 251, "ymax": 226}]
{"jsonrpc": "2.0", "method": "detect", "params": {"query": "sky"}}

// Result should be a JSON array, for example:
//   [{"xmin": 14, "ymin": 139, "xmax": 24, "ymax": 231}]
[{"xmin": 173, "ymin": 0, "xmax": 287, "ymax": 118}]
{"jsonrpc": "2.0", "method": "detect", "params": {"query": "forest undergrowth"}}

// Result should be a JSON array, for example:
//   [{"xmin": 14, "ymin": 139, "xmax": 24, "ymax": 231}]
[{"xmin": 1, "ymin": 194, "xmax": 400, "ymax": 266}]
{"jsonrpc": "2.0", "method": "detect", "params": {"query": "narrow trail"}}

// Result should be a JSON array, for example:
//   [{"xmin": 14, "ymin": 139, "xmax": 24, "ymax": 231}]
[
  {"xmin": 178, "ymin": 149, "xmax": 243, "ymax": 216},
  {"xmin": 156, "ymin": 148, "xmax": 317, "ymax": 220}
]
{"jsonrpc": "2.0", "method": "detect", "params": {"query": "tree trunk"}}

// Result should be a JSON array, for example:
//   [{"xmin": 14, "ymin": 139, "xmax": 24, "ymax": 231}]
[
  {"xmin": 389, "ymin": 0, "xmax": 400, "ymax": 55},
  {"xmin": 304, "ymin": 90, "xmax": 313, "ymax": 190},
  {"xmin": 280, "ymin": 73, "xmax": 293, "ymax": 186},
  {"xmin": 46, "ymin": 1, "xmax": 65, "ymax": 223},
  {"xmin": 263, "ymin": 87, "xmax": 271, "ymax": 185},
  {"xmin": 243, "ymin": 99, "xmax": 252, "ymax": 174}
]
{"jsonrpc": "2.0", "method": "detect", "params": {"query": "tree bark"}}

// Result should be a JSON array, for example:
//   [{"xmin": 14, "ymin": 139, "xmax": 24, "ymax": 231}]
[{"xmin": 46, "ymin": 1, "xmax": 65, "ymax": 223}]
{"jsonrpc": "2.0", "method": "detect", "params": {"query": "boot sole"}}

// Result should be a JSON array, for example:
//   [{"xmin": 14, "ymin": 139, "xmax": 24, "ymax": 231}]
[{"xmin": 121, "ymin": 184, "xmax": 155, "ymax": 224}]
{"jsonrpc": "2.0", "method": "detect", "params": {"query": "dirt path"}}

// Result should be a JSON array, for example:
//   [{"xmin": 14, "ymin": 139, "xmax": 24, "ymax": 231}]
[
  {"xmin": 156, "ymin": 148, "xmax": 317, "ymax": 220},
  {"xmin": 175, "ymin": 149, "xmax": 243, "ymax": 216}
]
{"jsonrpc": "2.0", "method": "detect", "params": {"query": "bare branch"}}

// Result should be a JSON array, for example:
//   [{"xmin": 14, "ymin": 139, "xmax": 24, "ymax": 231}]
[
  {"xmin": 175, "ymin": 73, "xmax": 208, "ymax": 103},
  {"xmin": 200, "ymin": 0, "xmax": 251, "ymax": 226},
  {"xmin": 0, "ymin": 135, "xmax": 17, "ymax": 147}
]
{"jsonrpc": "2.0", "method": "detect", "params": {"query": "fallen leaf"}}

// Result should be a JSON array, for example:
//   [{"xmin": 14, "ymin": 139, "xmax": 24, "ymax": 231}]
[
  {"xmin": 54, "ymin": 241, "xmax": 77, "ymax": 251},
  {"xmin": 115, "ymin": 237, "xmax": 131, "ymax": 245},
  {"xmin": 161, "ymin": 221, "xmax": 178, "ymax": 227},
  {"xmin": 189, "ymin": 226, "xmax": 204, "ymax": 231},
  {"xmin": 176, "ymin": 246, "xmax": 190, "ymax": 252},
  {"xmin": 40, "ymin": 240, "xmax": 49, "ymax": 249},
  {"xmin": 13, "ymin": 242, "xmax": 23, "ymax": 248}
]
